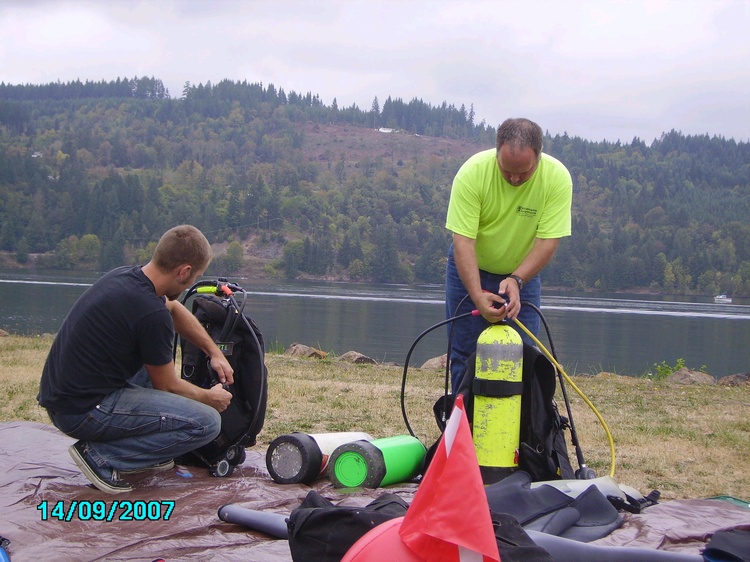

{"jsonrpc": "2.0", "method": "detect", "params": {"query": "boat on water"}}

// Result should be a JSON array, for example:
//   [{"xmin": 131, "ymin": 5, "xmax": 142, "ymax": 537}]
[{"xmin": 714, "ymin": 294, "xmax": 733, "ymax": 304}]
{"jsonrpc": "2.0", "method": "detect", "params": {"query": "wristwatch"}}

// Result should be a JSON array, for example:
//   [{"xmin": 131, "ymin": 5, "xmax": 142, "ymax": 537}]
[{"xmin": 508, "ymin": 274, "xmax": 524, "ymax": 290}]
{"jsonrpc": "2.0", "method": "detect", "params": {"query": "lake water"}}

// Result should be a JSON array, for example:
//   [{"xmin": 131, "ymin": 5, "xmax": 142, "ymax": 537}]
[{"xmin": 1, "ymin": 270, "xmax": 749, "ymax": 379}]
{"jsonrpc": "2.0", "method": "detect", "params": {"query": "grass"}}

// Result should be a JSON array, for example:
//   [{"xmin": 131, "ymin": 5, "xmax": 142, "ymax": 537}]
[{"xmin": 2, "ymin": 335, "xmax": 750, "ymax": 502}]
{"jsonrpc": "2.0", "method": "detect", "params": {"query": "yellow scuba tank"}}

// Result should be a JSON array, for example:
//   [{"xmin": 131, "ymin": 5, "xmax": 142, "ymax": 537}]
[{"xmin": 473, "ymin": 323, "xmax": 523, "ymax": 484}]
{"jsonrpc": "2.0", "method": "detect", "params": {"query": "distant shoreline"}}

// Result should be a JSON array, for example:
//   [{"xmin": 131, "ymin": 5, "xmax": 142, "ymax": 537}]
[{"xmin": 0, "ymin": 252, "xmax": 675, "ymax": 297}]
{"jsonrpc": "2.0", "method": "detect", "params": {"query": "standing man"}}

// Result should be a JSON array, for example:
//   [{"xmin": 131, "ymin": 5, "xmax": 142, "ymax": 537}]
[
  {"xmin": 38, "ymin": 225, "xmax": 234, "ymax": 494},
  {"xmin": 445, "ymin": 118, "xmax": 572, "ymax": 390}
]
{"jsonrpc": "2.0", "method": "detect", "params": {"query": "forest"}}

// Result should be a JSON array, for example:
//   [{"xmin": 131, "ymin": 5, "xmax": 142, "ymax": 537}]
[{"xmin": 1, "ymin": 77, "xmax": 749, "ymax": 296}]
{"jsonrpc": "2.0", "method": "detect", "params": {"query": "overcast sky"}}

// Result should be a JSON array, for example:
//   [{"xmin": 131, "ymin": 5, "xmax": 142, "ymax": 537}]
[{"xmin": 2, "ymin": 0, "xmax": 749, "ymax": 143}]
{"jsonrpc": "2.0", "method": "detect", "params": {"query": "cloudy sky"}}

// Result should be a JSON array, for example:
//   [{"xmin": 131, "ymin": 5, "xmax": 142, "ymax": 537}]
[{"xmin": 2, "ymin": 0, "xmax": 748, "ymax": 143}]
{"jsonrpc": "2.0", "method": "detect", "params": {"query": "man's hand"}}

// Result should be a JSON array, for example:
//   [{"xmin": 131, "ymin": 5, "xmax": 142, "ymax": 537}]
[
  {"xmin": 497, "ymin": 238, "xmax": 561, "ymax": 320},
  {"xmin": 209, "ymin": 353, "xmax": 234, "ymax": 385},
  {"xmin": 498, "ymin": 277, "xmax": 522, "ymax": 319},
  {"xmin": 207, "ymin": 383, "xmax": 233, "ymax": 412},
  {"xmin": 147, "ymin": 362, "xmax": 233, "ymax": 412},
  {"xmin": 476, "ymin": 290, "xmax": 509, "ymax": 324}
]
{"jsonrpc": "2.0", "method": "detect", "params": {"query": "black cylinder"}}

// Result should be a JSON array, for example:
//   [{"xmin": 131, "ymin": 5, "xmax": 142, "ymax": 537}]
[{"xmin": 266, "ymin": 432, "xmax": 323, "ymax": 485}]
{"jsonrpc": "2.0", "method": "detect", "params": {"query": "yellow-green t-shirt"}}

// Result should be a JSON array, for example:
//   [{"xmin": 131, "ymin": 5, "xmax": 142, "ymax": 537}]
[{"xmin": 445, "ymin": 148, "xmax": 572, "ymax": 274}]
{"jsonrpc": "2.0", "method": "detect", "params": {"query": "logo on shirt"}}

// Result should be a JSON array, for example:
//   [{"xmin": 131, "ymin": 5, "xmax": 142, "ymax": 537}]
[{"xmin": 516, "ymin": 205, "xmax": 537, "ymax": 218}]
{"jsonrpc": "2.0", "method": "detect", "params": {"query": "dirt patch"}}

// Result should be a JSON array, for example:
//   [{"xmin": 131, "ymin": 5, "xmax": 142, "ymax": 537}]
[{"xmin": 300, "ymin": 122, "xmax": 485, "ymax": 166}]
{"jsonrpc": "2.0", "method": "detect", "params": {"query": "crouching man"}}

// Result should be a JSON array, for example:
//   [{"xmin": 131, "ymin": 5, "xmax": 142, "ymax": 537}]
[{"xmin": 37, "ymin": 225, "xmax": 233, "ymax": 494}]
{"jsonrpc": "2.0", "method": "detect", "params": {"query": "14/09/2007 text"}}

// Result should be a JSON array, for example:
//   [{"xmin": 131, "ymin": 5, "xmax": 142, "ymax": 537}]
[{"xmin": 37, "ymin": 500, "xmax": 175, "ymax": 522}]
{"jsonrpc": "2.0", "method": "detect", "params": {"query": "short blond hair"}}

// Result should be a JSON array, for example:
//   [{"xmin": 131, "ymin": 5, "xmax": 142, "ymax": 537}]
[{"xmin": 151, "ymin": 225, "xmax": 212, "ymax": 272}]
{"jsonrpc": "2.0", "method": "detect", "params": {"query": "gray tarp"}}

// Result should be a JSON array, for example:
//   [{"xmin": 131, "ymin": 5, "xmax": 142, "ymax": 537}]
[{"xmin": 1, "ymin": 422, "xmax": 749, "ymax": 561}]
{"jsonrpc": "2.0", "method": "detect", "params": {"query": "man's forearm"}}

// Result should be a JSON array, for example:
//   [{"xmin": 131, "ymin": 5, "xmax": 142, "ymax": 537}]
[
  {"xmin": 147, "ymin": 362, "xmax": 232, "ymax": 412},
  {"xmin": 512, "ymin": 238, "xmax": 560, "ymax": 282},
  {"xmin": 168, "ymin": 300, "xmax": 223, "ymax": 359},
  {"xmin": 452, "ymin": 234, "xmax": 484, "ymax": 305}
]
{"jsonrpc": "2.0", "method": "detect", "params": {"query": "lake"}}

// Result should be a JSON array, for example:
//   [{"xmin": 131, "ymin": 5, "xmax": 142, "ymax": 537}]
[{"xmin": 1, "ymin": 269, "xmax": 749, "ymax": 379}]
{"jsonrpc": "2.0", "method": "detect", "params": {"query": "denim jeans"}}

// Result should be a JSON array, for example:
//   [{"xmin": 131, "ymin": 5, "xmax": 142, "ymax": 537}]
[
  {"xmin": 445, "ymin": 244, "xmax": 542, "ymax": 391},
  {"xmin": 48, "ymin": 368, "xmax": 221, "ymax": 472}
]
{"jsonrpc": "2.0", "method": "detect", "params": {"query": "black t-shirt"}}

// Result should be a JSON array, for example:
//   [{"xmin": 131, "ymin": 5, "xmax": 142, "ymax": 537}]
[{"xmin": 38, "ymin": 266, "xmax": 175, "ymax": 415}]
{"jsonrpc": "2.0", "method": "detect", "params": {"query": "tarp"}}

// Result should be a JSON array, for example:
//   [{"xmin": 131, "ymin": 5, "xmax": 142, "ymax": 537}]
[
  {"xmin": 0, "ymin": 422, "xmax": 414, "ymax": 561},
  {"xmin": 1, "ymin": 422, "xmax": 749, "ymax": 561}
]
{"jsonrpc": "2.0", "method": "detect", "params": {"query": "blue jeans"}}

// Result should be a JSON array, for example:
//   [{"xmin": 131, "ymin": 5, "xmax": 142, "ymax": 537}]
[
  {"xmin": 445, "ymin": 244, "xmax": 542, "ymax": 391},
  {"xmin": 49, "ymin": 369, "xmax": 221, "ymax": 472}
]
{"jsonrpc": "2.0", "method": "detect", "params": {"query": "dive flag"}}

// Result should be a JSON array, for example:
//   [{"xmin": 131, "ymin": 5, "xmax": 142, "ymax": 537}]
[{"xmin": 399, "ymin": 394, "xmax": 500, "ymax": 562}]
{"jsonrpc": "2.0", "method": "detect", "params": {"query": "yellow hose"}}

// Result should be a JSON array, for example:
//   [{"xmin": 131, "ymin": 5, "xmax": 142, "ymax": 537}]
[{"xmin": 511, "ymin": 318, "xmax": 617, "ymax": 478}]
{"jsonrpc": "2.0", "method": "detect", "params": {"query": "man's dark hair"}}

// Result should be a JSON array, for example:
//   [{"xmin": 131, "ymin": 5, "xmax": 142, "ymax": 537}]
[
  {"xmin": 152, "ymin": 225, "xmax": 212, "ymax": 273},
  {"xmin": 495, "ymin": 118, "xmax": 544, "ymax": 160}
]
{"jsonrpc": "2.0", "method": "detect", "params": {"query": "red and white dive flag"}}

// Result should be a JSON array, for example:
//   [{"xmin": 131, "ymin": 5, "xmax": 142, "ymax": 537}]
[{"xmin": 399, "ymin": 394, "xmax": 500, "ymax": 562}]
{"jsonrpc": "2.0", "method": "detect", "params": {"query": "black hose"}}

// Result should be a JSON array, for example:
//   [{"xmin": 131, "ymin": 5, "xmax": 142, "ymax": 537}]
[
  {"xmin": 400, "ymin": 310, "xmax": 475, "ymax": 437},
  {"xmin": 521, "ymin": 301, "xmax": 587, "ymax": 471}
]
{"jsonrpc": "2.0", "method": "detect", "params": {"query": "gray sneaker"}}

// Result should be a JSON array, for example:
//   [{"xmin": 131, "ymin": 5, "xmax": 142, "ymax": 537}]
[
  {"xmin": 120, "ymin": 459, "xmax": 175, "ymax": 475},
  {"xmin": 68, "ymin": 441, "xmax": 132, "ymax": 494}
]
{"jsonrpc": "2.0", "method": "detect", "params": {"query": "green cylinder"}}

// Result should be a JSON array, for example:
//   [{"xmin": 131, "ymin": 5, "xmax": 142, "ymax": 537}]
[{"xmin": 329, "ymin": 435, "xmax": 426, "ymax": 488}]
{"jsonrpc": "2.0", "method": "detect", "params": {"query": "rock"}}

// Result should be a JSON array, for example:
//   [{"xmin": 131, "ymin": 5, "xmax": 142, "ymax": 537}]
[
  {"xmin": 718, "ymin": 373, "xmax": 750, "ymax": 386},
  {"xmin": 284, "ymin": 343, "xmax": 328, "ymax": 359},
  {"xmin": 0, "ymin": 329, "xmax": 9, "ymax": 337},
  {"xmin": 420, "ymin": 354, "xmax": 447, "ymax": 370},
  {"xmin": 337, "ymin": 351, "xmax": 377, "ymax": 364},
  {"xmin": 594, "ymin": 372, "xmax": 625, "ymax": 379},
  {"xmin": 666, "ymin": 367, "xmax": 715, "ymax": 385}
]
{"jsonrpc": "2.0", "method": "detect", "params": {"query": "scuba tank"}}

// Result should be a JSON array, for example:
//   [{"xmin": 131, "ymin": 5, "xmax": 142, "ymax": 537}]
[
  {"xmin": 329, "ymin": 435, "xmax": 426, "ymax": 488},
  {"xmin": 266, "ymin": 432, "xmax": 373, "ymax": 485},
  {"xmin": 473, "ymin": 323, "xmax": 524, "ymax": 484}
]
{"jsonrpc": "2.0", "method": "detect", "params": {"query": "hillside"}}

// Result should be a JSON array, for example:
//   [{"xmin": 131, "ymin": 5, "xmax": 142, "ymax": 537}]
[
  {"xmin": 1, "ymin": 78, "xmax": 749, "ymax": 295},
  {"xmin": 211, "ymin": 122, "xmax": 484, "ymax": 278}
]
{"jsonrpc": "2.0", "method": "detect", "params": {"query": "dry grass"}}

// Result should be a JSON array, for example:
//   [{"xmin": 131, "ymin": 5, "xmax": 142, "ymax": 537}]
[
  {"xmin": 2, "ymin": 335, "xmax": 749, "ymax": 501},
  {"xmin": 0, "ymin": 335, "xmax": 55, "ymax": 424},
  {"xmin": 258, "ymin": 354, "xmax": 445, "ymax": 447},
  {"xmin": 562, "ymin": 373, "xmax": 750, "ymax": 500}
]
